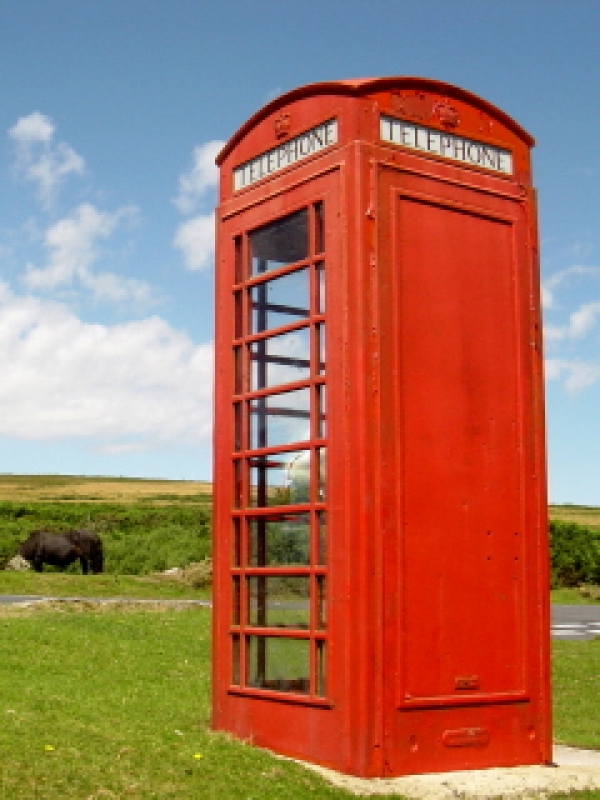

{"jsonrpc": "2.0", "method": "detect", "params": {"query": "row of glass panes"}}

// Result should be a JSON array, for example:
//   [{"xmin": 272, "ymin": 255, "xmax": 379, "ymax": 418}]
[
  {"xmin": 234, "ymin": 386, "xmax": 326, "ymax": 451},
  {"xmin": 236, "ymin": 263, "xmax": 325, "ymax": 337},
  {"xmin": 238, "ymin": 206, "xmax": 323, "ymax": 278},
  {"xmin": 231, "ymin": 635, "xmax": 326, "ymax": 697},
  {"xmin": 233, "ymin": 324, "xmax": 325, "ymax": 394},
  {"xmin": 232, "ymin": 575, "xmax": 327, "ymax": 629},
  {"xmin": 230, "ymin": 206, "xmax": 327, "ymax": 699},
  {"xmin": 233, "ymin": 512, "xmax": 327, "ymax": 567},
  {"xmin": 233, "ymin": 449, "xmax": 326, "ymax": 508}
]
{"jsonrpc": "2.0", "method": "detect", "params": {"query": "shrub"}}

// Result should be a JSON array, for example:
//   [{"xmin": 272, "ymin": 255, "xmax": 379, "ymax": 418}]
[{"xmin": 550, "ymin": 519, "xmax": 600, "ymax": 588}]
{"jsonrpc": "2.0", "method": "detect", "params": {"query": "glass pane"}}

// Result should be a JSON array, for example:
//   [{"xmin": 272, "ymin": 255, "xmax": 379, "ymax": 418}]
[
  {"xmin": 316, "ymin": 261, "xmax": 326, "ymax": 314},
  {"xmin": 250, "ymin": 328, "xmax": 310, "ymax": 390},
  {"xmin": 249, "ymin": 513, "xmax": 310, "ymax": 566},
  {"xmin": 232, "ymin": 518, "xmax": 241, "ymax": 567},
  {"xmin": 247, "ymin": 636, "xmax": 310, "ymax": 694},
  {"xmin": 316, "ymin": 576, "xmax": 327, "ymax": 630},
  {"xmin": 316, "ymin": 324, "xmax": 326, "ymax": 375},
  {"xmin": 317, "ymin": 448, "xmax": 326, "ymax": 502},
  {"xmin": 234, "ymin": 236, "xmax": 244, "ymax": 283},
  {"xmin": 234, "ymin": 290, "xmax": 243, "ymax": 338},
  {"xmin": 234, "ymin": 402, "xmax": 243, "ymax": 451},
  {"xmin": 250, "ymin": 210, "xmax": 308, "ymax": 276},
  {"xmin": 233, "ymin": 460, "xmax": 242, "ymax": 508},
  {"xmin": 314, "ymin": 202, "xmax": 325, "ymax": 255},
  {"xmin": 248, "ymin": 576, "xmax": 310, "ymax": 629},
  {"xmin": 249, "ymin": 449, "xmax": 310, "ymax": 507},
  {"xmin": 317, "ymin": 511, "xmax": 327, "ymax": 566},
  {"xmin": 287, "ymin": 450, "xmax": 311, "ymax": 504},
  {"xmin": 232, "ymin": 577, "xmax": 241, "ymax": 625},
  {"xmin": 249, "ymin": 388, "xmax": 310, "ymax": 449},
  {"xmin": 250, "ymin": 268, "xmax": 309, "ymax": 334},
  {"xmin": 316, "ymin": 641, "xmax": 327, "ymax": 697},
  {"xmin": 231, "ymin": 635, "xmax": 241, "ymax": 686},
  {"xmin": 233, "ymin": 346, "xmax": 243, "ymax": 394},
  {"xmin": 316, "ymin": 385, "xmax": 327, "ymax": 438}
]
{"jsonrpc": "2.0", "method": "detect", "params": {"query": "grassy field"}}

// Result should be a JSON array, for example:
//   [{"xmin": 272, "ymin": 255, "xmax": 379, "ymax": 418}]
[
  {"xmin": 1, "ymin": 474, "xmax": 597, "ymax": 519},
  {"xmin": 0, "ymin": 570, "xmax": 209, "ymax": 600},
  {"xmin": 551, "ymin": 587, "xmax": 598, "ymax": 605},
  {"xmin": 550, "ymin": 504, "xmax": 600, "ymax": 531},
  {"xmin": 0, "ymin": 603, "xmax": 598, "ymax": 800},
  {"xmin": 0, "ymin": 605, "xmax": 358, "ymax": 800},
  {"xmin": 553, "ymin": 638, "xmax": 600, "ymax": 750},
  {"xmin": 0, "ymin": 474, "xmax": 212, "ymax": 504}
]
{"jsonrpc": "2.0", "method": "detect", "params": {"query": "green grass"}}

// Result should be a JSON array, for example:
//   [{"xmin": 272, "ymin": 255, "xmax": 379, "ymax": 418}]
[
  {"xmin": 0, "ymin": 607, "xmax": 599, "ymax": 800},
  {"xmin": 0, "ymin": 571, "xmax": 209, "ymax": 600},
  {"xmin": 551, "ymin": 587, "xmax": 600, "ymax": 605},
  {"xmin": 553, "ymin": 638, "xmax": 600, "ymax": 750},
  {"xmin": 0, "ymin": 607, "xmax": 359, "ymax": 799}
]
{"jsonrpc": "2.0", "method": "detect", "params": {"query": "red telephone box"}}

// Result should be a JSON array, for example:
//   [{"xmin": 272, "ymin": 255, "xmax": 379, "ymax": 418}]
[{"xmin": 212, "ymin": 77, "xmax": 551, "ymax": 778}]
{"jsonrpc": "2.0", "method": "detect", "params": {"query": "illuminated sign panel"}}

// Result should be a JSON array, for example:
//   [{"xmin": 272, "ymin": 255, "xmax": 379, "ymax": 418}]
[
  {"xmin": 380, "ymin": 115, "xmax": 513, "ymax": 175},
  {"xmin": 234, "ymin": 120, "xmax": 338, "ymax": 190}
]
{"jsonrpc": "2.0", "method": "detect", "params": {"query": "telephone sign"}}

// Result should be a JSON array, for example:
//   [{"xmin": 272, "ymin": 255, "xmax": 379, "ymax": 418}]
[
  {"xmin": 380, "ymin": 115, "xmax": 513, "ymax": 173},
  {"xmin": 234, "ymin": 119, "xmax": 338, "ymax": 189}
]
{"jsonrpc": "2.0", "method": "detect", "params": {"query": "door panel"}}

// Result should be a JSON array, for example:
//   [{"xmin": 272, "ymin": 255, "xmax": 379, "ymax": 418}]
[{"xmin": 389, "ymin": 188, "xmax": 529, "ymax": 708}]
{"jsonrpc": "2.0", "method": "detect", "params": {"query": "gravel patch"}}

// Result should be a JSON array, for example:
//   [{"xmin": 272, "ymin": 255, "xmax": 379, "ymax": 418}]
[
  {"xmin": 293, "ymin": 748, "xmax": 600, "ymax": 798},
  {"xmin": 0, "ymin": 597, "xmax": 209, "ymax": 615}
]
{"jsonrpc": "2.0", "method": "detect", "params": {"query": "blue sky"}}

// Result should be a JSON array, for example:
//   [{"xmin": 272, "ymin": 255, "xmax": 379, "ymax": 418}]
[{"xmin": 0, "ymin": 1, "xmax": 599, "ymax": 504}]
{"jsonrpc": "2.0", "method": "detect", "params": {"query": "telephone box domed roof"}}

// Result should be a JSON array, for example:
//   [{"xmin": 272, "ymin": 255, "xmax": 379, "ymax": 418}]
[{"xmin": 217, "ymin": 76, "xmax": 533, "ymax": 165}]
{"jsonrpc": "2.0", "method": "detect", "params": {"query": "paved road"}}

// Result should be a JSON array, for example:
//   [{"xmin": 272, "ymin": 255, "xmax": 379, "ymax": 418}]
[
  {"xmin": 551, "ymin": 604, "xmax": 600, "ymax": 641},
  {"xmin": 0, "ymin": 595, "xmax": 210, "ymax": 607},
  {"xmin": 0, "ymin": 595, "xmax": 49, "ymax": 605}
]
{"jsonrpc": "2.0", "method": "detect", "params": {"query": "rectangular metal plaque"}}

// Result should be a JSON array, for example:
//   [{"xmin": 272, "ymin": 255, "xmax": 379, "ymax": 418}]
[
  {"xmin": 380, "ymin": 114, "xmax": 513, "ymax": 175},
  {"xmin": 234, "ymin": 119, "xmax": 338, "ymax": 191}
]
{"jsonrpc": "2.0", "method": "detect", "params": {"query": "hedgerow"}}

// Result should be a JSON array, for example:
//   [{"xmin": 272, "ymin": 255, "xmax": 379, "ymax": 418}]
[{"xmin": 549, "ymin": 519, "xmax": 600, "ymax": 588}]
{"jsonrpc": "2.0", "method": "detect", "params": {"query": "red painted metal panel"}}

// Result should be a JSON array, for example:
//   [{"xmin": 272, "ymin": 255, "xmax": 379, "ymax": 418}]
[
  {"xmin": 398, "ymin": 196, "xmax": 526, "ymax": 706},
  {"xmin": 376, "ymin": 162, "xmax": 550, "ymax": 774}
]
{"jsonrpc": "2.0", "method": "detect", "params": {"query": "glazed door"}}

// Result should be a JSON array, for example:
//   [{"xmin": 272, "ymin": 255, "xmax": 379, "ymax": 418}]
[{"xmin": 214, "ymin": 171, "xmax": 338, "ymax": 709}]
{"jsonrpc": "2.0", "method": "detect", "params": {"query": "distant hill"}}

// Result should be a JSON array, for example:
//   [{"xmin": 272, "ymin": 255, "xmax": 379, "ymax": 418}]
[
  {"xmin": 550, "ymin": 505, "xmax": 600, "ymax": 531},
  {"xmin": 0, "ymin": 474, "xmax": 212, "ymax": 504}
]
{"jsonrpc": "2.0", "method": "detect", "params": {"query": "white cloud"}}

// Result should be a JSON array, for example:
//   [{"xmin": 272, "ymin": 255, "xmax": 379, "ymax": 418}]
[
  {"xmin": 9, "ymin": 112, "xmax": 85, "ymax": 208},
  {"xmin": 544, "ymin": 301, "xmax": 600, "ymax": 342},
  {"xmin": 172, "ymin": 140, "xmax": 223, "ymax": 272},
  {"xmin": 81, "ymin": 270, "xmax": 155, "ymax": 305},
  {"xmin": 22, "ymin": 202, "xmax": 155, "ymax": 306},
  {"xmin": 9, "ymin": 112, "xmax": 54, "ymax": 143},
  {"xmin": 24, "ymin": 203, "xmax": 119, "ymax": 289},
  {"xmin": 173, "ymin": 140, "xmax": 224, "ymax": 214},
  {"xmin": 542, "ymin": 265, "xmax": 600, "ymax": 310},
  {"xmin": 173, "ymin": 212, "xmax": 215, "ymax": 272},
  {"xmin": 545, "ymin": 358, "xmax": 600, "ymax": 394},
  {"xmin": 0, "ymin": 283, "xmax": 213, "ymax": 446}
]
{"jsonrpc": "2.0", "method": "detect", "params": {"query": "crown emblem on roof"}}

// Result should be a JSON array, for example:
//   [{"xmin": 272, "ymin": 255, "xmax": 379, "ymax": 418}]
[
  {"xmin": 433, "ymin": 100, "xmax": 460, "ymax": 128},
  {"xmin": 274, "ymin": 113, "xmax": 291, "ymax": 139}
]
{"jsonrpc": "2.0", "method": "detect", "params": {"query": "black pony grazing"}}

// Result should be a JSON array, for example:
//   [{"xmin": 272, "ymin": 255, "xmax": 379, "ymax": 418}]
[{"xmin": 19, "ymin": 529, "xmax": 104, "ymax": 574}]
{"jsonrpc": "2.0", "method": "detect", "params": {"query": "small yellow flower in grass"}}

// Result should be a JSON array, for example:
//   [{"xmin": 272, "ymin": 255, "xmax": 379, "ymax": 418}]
[
  {"xmin": 44, "ymin": 745, "xmax": 55, "ymax": 751},
  {"xmin": 193, "ymin": 753, "xmax": 203, "ymax": 759}
]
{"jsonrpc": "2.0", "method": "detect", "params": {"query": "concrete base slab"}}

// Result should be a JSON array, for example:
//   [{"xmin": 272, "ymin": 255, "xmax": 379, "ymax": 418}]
[{"xmin": 296, "ymin": 747, "xmax": 600, "ymax": 798}]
